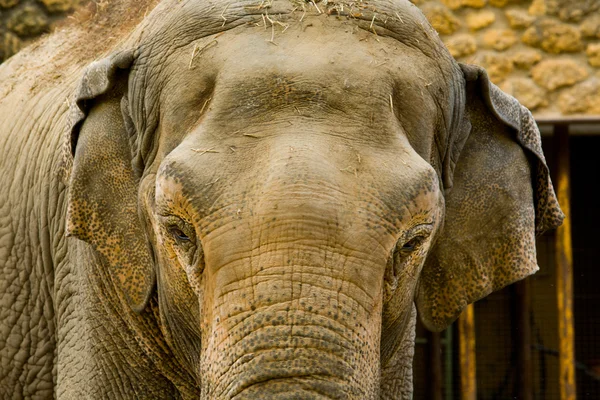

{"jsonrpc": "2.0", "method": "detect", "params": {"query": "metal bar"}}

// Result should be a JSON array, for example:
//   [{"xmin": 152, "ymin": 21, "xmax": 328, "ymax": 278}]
[
  {"xmin": 554, "ymin": 124, "xmax": 577, "ymax": 400},
  {"xmin": 458, "ymin": 304, "xmax": 476, "ymax": 400},
  {"xmin": 427, "ymin": 331, "xmax": 443, "ymax": 400},
  {"xmin": 445, "ymin": 326, "xmax": 453, "ymax": 400},
  {"xmin": 515, "ymin": 279, "xmax": 533, "ymax": 400},
  {"xmin": 534, "ymin": 116, "xmax": 600, "ymax": 124}
]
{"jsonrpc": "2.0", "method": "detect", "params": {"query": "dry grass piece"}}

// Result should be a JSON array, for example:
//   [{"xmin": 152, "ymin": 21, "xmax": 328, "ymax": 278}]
[
  {"xmin": 311, "ymin": 1, "xmax": 322, "ymax": 14},
  {"xmin": 191, "ymin": 147, "xmax": 220, "ymax": 155},
  {"xmin": 340, "ymin": 167, "xmax": 359, "ymax": 177},
  {"xmin": 189, "ymin": 40, "xmax": 218, "ymax": 69},
  {"xmin": 221, "ymin": 4, "xmax": 230, "ymax": 27}
]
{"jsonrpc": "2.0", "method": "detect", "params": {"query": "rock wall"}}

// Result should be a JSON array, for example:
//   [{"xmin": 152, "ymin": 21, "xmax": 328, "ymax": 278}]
[
  {"xmin": 418, "ymin": 0, "xmax": 600, "ymax": 117},
  {"xmin": 0, "ymin": 0, "xmax": 86, "ymax": 61}
]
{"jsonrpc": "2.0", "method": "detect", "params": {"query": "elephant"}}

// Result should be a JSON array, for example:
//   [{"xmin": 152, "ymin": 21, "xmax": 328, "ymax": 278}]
[{"xmin": 0, "ymin": 0, "xmax": 564, "ymax": 398}]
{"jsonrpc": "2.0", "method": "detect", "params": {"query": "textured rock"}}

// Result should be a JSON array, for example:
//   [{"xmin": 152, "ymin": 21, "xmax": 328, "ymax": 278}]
[
  {"xmin": 480, "ymin": 52, "xmax": 514, "ymax": 82},
  {"xmin": 581, "ymin": 15, "xmax": 600, "ymax": 38},
  {"xmin": 466, "ymin": 10, "xmax": 495, "ymax": 30},
  {"xmin": 40, "ymin": 0, "xmax": 78, "ymax": 12},
  {"xmin": 511, "ymin": 49, "xmax": 542, "ymax": 69},
  {"xmin": 544, "ymin": 0, "xmax": 600, "ymax": 22},
  {"xmin": 587, "ymin": 43, "xmax": 600, "ymax": 67},
  {"xmin": 531, "ymin": 59, "xmax": 589, "ymax": 90},
  {"xmin": 500, "ymin": 78, "xmax": 548, "ymax": 110},
  {"xmin": 558, "ymin": 79, "xmax": 600, "ymax": 114},
  {"xmin": 528, "ymin": 0, "xmax": 546, "ymax": 15},
  {"xmin": 522, "ymin": 20, "xmax": 583, "ymax": 53},
  {"xmin": 483, "ymin": 29, "xmax": 518, "ymax": 50},
  {"xmin": 441, "ymin": 0, "xmax": 463, "ymax": 9},
  {"xmin": 0, "ymin": 31, "xmax": 21, "ymax": 60},
  {"xmin": 422, "ymin": 3, "xmax": 461, "ymax": 34},
  {"xmin": 0, "ymin": 0, "xmax": 19, "ymax": 8},
  {"xmin": 442, "ymin": 0, "xmax": 486, "ymax": 9},
  {"xmin": 7, "ymin": 5, "xmax": 50, "ymax": 36},
  {"xmin": 505, "ymin": 9, "xmax": 535, "ymax": 29},
  {"xmin": 446, "ymin": 34, "xmax": 478, "ymax": 58},
  {"xmin": 489, "ymin": 0, "xmax": 510, "ymax": 8},
  {"xmin": 462, "ymin": 0, "xmax": 487, "ymax": 7}
]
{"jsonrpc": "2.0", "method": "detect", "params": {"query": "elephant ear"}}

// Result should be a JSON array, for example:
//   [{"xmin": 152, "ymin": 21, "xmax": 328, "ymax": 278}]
[
  {"xmin": 65, "ymin": 50, "xmax": 155, "ymax": 313},
  {"xmin": 416, "ymin": 64, "xmax": 564, "ymax": 332}
]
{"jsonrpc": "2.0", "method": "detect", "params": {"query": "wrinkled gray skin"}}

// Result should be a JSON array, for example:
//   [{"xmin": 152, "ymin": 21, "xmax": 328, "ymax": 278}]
[{"xmin": 0, "ymin": 0, "xmax": 563, "ymax": 398}]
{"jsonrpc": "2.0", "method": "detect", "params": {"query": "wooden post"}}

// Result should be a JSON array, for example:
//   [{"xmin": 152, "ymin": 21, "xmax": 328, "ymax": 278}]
[
  {"xmin": 515, "ymin": 279, "xmax": 533, "ymax": 400},
  {"xmin": 459, "ymin": 304, "xmax": 476, "ymax": 400},
  {"xmin": 427, "ymin": 331, "xmax": 443, "ymax": 400},
  {"xmin": 554, "ymin": 124, "xmax": 576, "ymax": 400}
]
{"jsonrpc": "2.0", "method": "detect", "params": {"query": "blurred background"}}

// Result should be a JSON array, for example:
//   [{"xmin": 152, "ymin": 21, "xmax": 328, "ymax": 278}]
[{"xmin": 1, "ymin": 0, "xmax": 597, "ymax": 398}]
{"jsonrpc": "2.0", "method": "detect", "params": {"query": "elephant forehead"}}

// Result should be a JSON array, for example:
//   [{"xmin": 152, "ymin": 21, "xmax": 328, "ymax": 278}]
[
  {"xmin": 225, "ymin": 22, "xmax": 439, "ymax": 97},
  {"xmin": 154, "ymin": 15, "xmax": 444, "ymax": 119}
]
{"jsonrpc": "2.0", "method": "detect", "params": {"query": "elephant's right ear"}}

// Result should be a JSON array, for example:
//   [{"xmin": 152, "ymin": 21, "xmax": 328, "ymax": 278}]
[{"xmin": 65, "ymin": 50, "xmax": 155, "ymax": 313}]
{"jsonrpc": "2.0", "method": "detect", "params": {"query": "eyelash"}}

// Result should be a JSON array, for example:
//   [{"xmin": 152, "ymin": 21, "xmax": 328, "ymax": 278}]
[{"xmin": 168, "ymin": 225, "xmax": 191, "ymax": 242}]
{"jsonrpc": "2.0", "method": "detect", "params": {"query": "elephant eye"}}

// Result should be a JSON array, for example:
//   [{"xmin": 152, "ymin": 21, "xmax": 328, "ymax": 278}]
[
  {"xmin": 401, "ymin": 236, "xmax": 424, "ymax": 252},
  {"xmin": 169, "ymin": 226, "xmax": 191, "ymax": 242}
]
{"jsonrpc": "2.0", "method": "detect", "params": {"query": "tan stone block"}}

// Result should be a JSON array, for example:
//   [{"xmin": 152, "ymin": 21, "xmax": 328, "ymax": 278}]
[
  {"xmin": 7, "ymin": 5, "xmax": 49, "ymax": 36},
  {"xmin": 548, "ymin": 0, "xmax": 600, "ymax": 22},
  {"xmin": 480, "ymin": 52, "xmax": 514, "ymax": 83},
  {"xmin": 483, "ymin": 29, "xmax": 518, "ymax": 51},
  {"xmin": 531, "ymin": 59, "xmax": 589, "ymax": 90},
  {"xmin": 587, "ymin": 43, "xmax": 600, "ymax": 67},
  {"xmin": 462, "ymin": 0, "xmax": 487, "ymax": 8},
  {"xmin": 0, "ymin": 0, "xmax": 19, "ymax": 8},
  {"xmin": 528, "ymin": 0, "xmax": 546, "ymax": 16},
  {"xmin": 422, "ymin": 3, "xmax": 461, "ymax": 35},
  {"xmin": 505, "ymin": 9, "xmax": 536, "ymax": 29},
  {"xmin": 40, "ymin": 0, "xmax": 78, "ymax": 13},
  {"xmin": 581, "ymin": 15, "xmax": 600, "ymax": 38},
  {"xmin": 441, "ymin": 0, "xmax": 464, "ymax": 10},
  {"xmin": 500, "ymin": 78, "xmax": 548, "ymax": 110},
  {"xmin": 558, "ymin": 79, "xmax": 600, "ymax": 114},
  {"xmin": 489, "ymin": 0, "xmax": 509, "ymax": 7},
  {"xmin": 521, "ymin": 19, "xmax": 582, "ymax": 53},
  {"xmin": 512, "ymin": 49, "xmax": 542, "ymax": 69},
  {"xmin": 442, "ymin": 0, "xmax": 487, "ymax": 9},
  {"xmin": 445, "ymin": 34, "xmax": 478, "ymax": 58},
  {"xmin": 0, "ymin": 31, "xmax": 21, "ymax": 60},
  {"xmin": 466, "ymin": 10, "xmax": 496, "ymax": 30},
  {"xmin": 521, "ymin": 26, "xmax": 541, "ymax": 46}
]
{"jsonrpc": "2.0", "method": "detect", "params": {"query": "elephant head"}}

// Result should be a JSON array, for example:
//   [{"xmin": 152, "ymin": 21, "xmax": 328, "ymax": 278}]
[{"xmin": 63, "ymin": 0, "xmax": 563, "ymax": 398}]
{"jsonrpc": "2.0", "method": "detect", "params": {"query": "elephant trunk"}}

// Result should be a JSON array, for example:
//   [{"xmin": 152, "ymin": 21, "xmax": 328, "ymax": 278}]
[
  {"xmin": 201, "ymin": 269, "xmax": 382, "ymax": 398},
  {"xmin": 199, "ymin": 188, "xmax": 390, "ymax": 398}
]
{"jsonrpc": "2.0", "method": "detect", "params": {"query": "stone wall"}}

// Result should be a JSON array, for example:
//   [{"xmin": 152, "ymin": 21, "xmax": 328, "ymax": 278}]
[
  {"xmin": 417, "ymin": 0, "xmax": 600, "ymax": 117},
  {"xmin": 0, "ymin": 0, "xmax": 86, "ymax": 62}
]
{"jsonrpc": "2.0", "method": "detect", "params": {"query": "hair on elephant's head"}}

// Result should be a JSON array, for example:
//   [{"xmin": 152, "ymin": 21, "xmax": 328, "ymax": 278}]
[{"xmin": 63, "ymin": 0, "xmax": 563, "ymax": 397}]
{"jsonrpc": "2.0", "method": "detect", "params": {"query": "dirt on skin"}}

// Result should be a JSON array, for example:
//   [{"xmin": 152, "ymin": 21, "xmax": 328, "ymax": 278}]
[{"xmin": 0, "ymin": 0, "xmax": 160, "ymax": 98}]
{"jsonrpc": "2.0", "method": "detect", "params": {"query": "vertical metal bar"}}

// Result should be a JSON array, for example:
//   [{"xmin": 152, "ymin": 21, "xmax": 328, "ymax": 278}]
[
  {"xmin": 445, "ymin": 326, "xmax": 453, "ymax": 400},
  {"xmin": 554, "ymin": 124, "xmax": 576, "ymax": 400},
  {"xmin": 516, "ymin": 279, "xmax": 533, "ymax": 400},
  {"xmin": 459, "ymin": 304, "xmax": 476, "ymax": 400},
  {"xmin": 427, "ymin": 331, "xmax": 443, "ymax": 400}
]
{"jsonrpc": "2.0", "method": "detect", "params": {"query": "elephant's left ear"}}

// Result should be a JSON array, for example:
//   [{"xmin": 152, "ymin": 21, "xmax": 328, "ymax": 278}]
[
  {"xmin": 64, "ymin": 50, "xmax": 156, "ymax": 313},
  {"xmin": 416, "ymin": 63, "xmax": 564, "ymax": 332}
]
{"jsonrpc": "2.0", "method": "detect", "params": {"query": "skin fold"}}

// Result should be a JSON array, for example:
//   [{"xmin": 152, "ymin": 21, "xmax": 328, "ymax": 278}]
[{"xmin": 0, "ymin": 0, "xmax": 563, "ymax": 398}]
